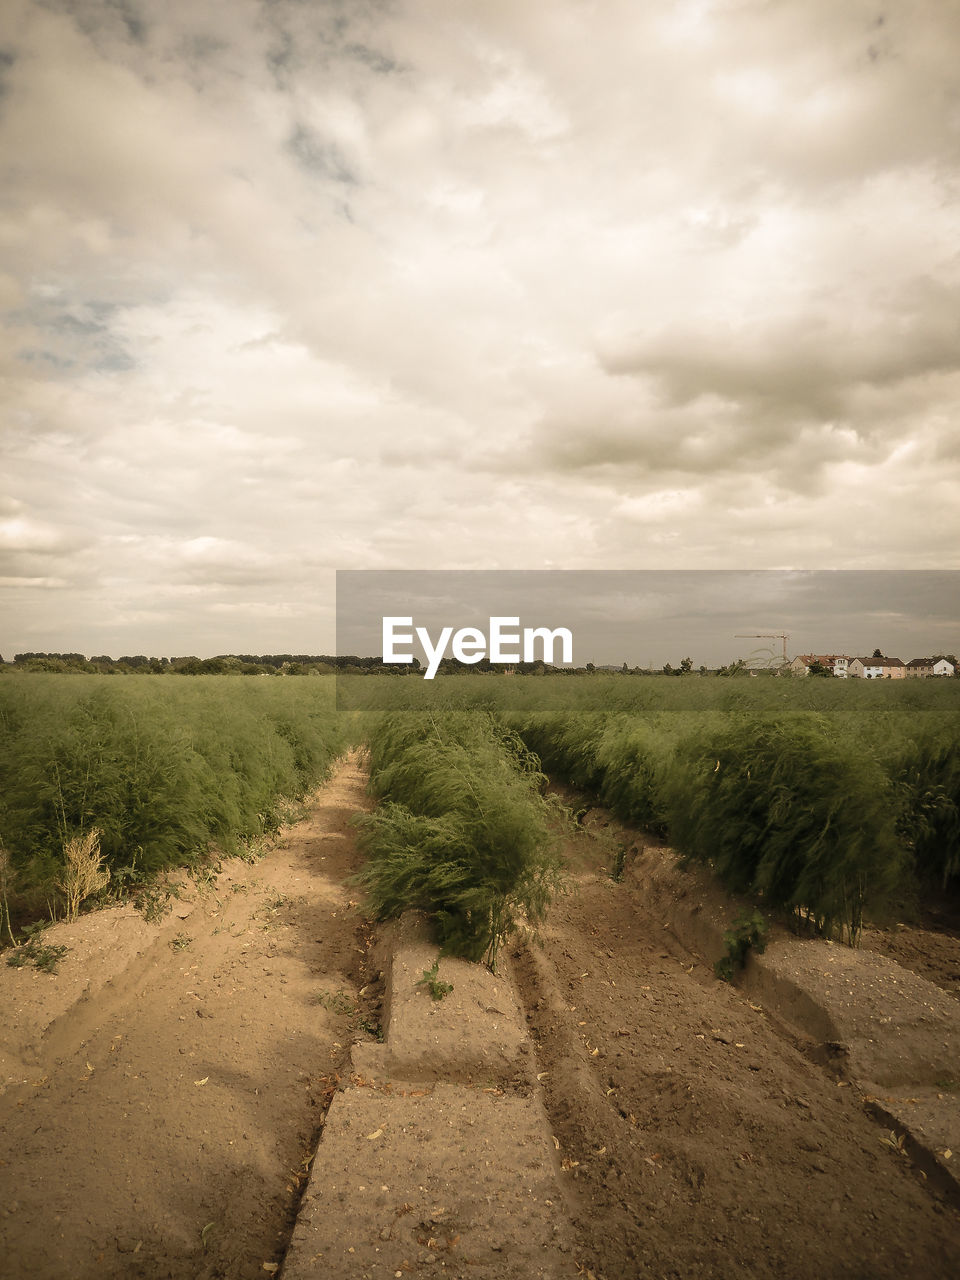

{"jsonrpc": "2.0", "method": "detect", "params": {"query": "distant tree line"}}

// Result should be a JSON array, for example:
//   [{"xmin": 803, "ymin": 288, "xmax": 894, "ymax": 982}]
[
  {"xmin": 4, "ymin": 652, "xmax": 377, "ymax": 675},
  {"xmin": 3, "ymin": 651, "xmax": 755, "ymax": 676}
]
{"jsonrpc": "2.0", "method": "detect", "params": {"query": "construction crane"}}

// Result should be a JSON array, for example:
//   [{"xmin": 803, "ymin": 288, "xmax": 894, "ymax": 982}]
[{"xmin": 735, "ymin": 632, "xmax": 790, "ymax": 666}]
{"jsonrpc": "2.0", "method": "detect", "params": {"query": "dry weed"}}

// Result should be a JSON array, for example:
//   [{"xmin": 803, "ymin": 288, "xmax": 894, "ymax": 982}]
[{"xmin": 57, "ymin": 828, "xmax": 110, "ymax": 922}]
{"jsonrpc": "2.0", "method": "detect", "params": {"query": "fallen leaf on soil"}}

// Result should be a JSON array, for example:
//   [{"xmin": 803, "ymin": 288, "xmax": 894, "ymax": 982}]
[
  {"xmin": 366, "ymin": 1128, "xmax": 383, "ymax": 1140},
  {"xmin": 942, "ymin": 1149, "xmax": 953, "ymax": 1160},
  {"xmin": 262, "ymin": 1264, "xmax": 279, "ymax": 1274},
  {"xmin": 194, "ymin": 1077, "xmax": 209, "ymax": 1086}
]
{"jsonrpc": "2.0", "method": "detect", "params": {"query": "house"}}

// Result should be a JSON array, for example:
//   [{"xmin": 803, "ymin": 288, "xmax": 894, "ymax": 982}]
[
  {"xmin": 789, "ymin": 654, "xmax": 850, "ymax": 677},
  {"xmin": 907, "ymin": 657, "xmax": 956, "ymax": 677},
  {"xmin": 848, "ymin": 656, "xmax": 906, "ymax": 679},
  {"xmin": 905, "ymin": 658, "xmax": 934, "ymax": 678}
]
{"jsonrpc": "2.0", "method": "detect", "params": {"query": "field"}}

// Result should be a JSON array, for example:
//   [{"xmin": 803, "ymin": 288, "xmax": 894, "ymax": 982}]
[
  {"xmin": 1, "ymin": 675, "xmax": 959, "ymax": 1277},
  {"xmin": 0, "ymin": 675, "xmax": 347, "ymax": 928}
]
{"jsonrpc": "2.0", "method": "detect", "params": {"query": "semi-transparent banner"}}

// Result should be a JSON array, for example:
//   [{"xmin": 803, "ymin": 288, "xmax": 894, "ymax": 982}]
[{"xmin": 335, "ymin": 569, "xmax": 960, "ymax": 711}]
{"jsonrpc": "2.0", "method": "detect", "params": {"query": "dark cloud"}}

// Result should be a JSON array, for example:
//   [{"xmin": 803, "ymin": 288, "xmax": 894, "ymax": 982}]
[{"xmin": 598, "ymin": 277, "xmax": 960, "ymax": 419}]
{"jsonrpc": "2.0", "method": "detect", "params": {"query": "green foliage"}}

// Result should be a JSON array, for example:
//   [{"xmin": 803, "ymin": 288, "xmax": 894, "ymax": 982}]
[
  {"xmin": 314, "ymin": 988, "xmax": 356, "ymax": 1015},
  {"xmin": 714, "ymin": 909, "xmax": 768, "ymax": 981},
  {"xmin": 0, "ymin": 676, "xmax": 345, "ymax": 917},
  {"xmin": 510, "ymin": 701, "xmax": 948, "ymax": 945},
  {"xmin": 664, "ymin": 715, "xmax": 907, "ymax": 942},
  {"xmin": 354, "ymin": 712, "xmax": 567, "ymax": 968},
  {"xmin": 514, "ymin": 712, "xmax": 608, "ymax": 790},
  {"xmin": 594, "ymin": 714, "xmax": 686, "ymax": 835},
  {"xmin": 6, "ymin": 937, "xmax": 70, "ymax": 973},
  {"xmin": 891, "ymin": 714, "xmax": 960, "ymax": 890},
  {"xmin": 416, "ymin": 958, "xmax": 454, "ymax": 1001}
]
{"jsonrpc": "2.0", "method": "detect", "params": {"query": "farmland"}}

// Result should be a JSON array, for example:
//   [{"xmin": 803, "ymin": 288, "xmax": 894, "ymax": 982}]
[
  {"xmin": 1, "ymin": 674, "xmax": 959, "ymax": 1277},
  {"xmin": 0, "ymin": 675, "xmax": 346, "ymax": 926}
]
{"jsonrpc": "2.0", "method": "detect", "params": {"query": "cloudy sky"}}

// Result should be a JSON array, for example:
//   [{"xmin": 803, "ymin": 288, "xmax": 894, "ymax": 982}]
[{"xmin": 2, "ymin": 0, "xmax": 959, "ymax": 660}]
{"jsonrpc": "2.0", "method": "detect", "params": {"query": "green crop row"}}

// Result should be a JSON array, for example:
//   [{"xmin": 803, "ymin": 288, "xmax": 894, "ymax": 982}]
[
  {"xmin": 353, "ymin": 711, "xmax": 566, "ymax": 967},
  {"xmin": 513, "ymin": 708, "xmax": 960, "ymax": 942},
  {"xmin": 0, "ymin": 675, "xmax": 346, "ymax": 919}
]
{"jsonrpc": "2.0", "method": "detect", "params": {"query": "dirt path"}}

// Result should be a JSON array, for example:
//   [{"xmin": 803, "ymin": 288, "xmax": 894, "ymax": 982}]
[
  {"xmin": 3, "ymin": 760, "xmax": 960, "ymax": 1280},
  {"xmin": 507, "ymin": 824, "xmax": 960, "ymax": 1280},
  {"xmin": 0, "ymin": 754, "xmax": 379, "ymax": 1280}
]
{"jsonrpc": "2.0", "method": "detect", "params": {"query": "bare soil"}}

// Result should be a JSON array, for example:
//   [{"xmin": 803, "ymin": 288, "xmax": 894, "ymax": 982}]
[
  {"xmin": 2, "ymin": 760, "xmax": 960, "ymax": 1280},
  {"xmin": 507, "ymin": 815, "xmax": 960, "ymax": 1280},
  {"xmin": 863, "ymin": 917, "xmax": 960, "ymax": 1002},
  {"xmin": 0, "ymin": 754, "xmax": 380, "ymax": 1280}
]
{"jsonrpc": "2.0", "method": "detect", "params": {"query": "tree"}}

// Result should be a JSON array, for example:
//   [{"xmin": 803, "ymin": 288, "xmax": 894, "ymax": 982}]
[
  {"xmin": 679, "ymin": 656, "xmax": 693, "ymax": 673},
  {"xmin": 807, "ymin": 660, "xmax": 832, "ymax": 677},
  {"xmin": 718, "ymin": 658, "xmax": 747, "ymax": 677},
  {"xmin": 872, "ymin": 648, "xmax": 883, "ymax": 660}
]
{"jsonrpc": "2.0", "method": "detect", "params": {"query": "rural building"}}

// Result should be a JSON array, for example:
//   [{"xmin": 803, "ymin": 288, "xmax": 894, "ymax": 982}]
[
  {"xmin": 789, "ymin": 654, "xmax": 850, "ymax": 677},
  {"xmin": 848, "ymin": 656, "xmax": 906, "ymax": 679},
  {"xmin": 905, "ymin": 657, "xmax": 956, "ymax": 677},
  {"xmin": 906, "ymin": 658, "xmax": 935, "ymax": 677}
]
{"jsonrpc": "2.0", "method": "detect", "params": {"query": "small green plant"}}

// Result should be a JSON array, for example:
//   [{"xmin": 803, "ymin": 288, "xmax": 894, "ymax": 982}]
[
  {"xmin": 236, "ymin": 835, "xmax": 269, "ymax": 864},
  {"xmin": 611, "ymin": 844, "xmax": 627, "ymax": 882},
  {"xmin": 192, "ymin": 864, "xmax": 220, "ymax": 895},
  {"xmin": 6, "ymin": 937, "xmax": 70, "ymax": 973},
  {"xmin": 416, "ymin": 958, "xmax": 454, "ymax": 1001},
  {"xmin": 314, "ymin": 988, "xmax": 356, "ymax": 1015},
  {"xmin": 138, "ymin": 886, "xmax": 173, "ymax": 923},
  {"xmin": 359, "ymin": 1016, "xmax": 384, "ymax": 1041},
  {"xmin": 714, "ymin": 909, "xmax": 768, "ymax": 981},
  {"xmin": 170, "ymin": 932, "xmax": 191, "ymax": 951}
]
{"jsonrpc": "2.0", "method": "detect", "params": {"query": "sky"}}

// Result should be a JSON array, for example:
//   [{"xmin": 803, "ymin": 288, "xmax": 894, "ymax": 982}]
[
  {"xmin": 2, "ymin": 0, "xmax": 959, "ymax": 662},
  {"xmin": 337, "ymin": 570, "xmax": 960, "ymax": 668}
]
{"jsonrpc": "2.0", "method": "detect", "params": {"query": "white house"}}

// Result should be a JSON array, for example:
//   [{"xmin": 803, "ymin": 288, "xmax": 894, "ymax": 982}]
[
  {"xmin": 848, "ymin": 656, "xmax": 906, "ymax": 679},
  {"xmin": 905, "ymin": 657, "xmax": 955, "ymax": 678}
]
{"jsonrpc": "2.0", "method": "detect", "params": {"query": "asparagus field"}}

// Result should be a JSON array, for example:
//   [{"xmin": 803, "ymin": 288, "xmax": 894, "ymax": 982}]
[
  {"xmin": 0, "ymin": 675, "xmax": 346, "ymax": 925},
  {"xmin": 515, "ymin": 703, "xmax": 960, "ymax": 938},
  {"xmin": 1, "ymin": 672, "xmax": 958, "ymax": 946}
]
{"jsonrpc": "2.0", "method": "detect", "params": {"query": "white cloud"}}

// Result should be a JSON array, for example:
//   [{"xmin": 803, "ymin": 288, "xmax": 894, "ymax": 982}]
[{"xmin": 1, "ymin": 0, "xmax": 959, "ymax": 654}]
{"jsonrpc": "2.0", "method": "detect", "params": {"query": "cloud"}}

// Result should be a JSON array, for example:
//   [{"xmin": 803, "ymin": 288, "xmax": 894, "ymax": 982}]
[
  {"xmin": 597, "ymin": 276, "xmax": 960, "ymax": 418},
  {"xmin": 1, "ymin": 0, "xmax": 959, "ymax": 654}
]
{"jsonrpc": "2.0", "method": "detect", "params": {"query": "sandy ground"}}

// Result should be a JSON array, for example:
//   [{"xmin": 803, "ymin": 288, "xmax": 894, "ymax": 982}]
[
  {"xmin": 0, "ymin": 754, "xmax": 379, "ymax": 1280},
  {"xmin": 508, "ymin": 815, "xmax": 960, "ymax": 1280},
  {"xmin": 2, "ymin": 758, "xmax": 959, "ymax": 1280}
]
